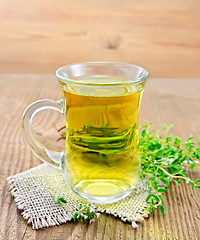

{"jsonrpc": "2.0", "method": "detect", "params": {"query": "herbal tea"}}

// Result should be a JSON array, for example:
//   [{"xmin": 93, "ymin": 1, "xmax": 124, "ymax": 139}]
[
  {"xmin": 60, "ymin": 77, "xmax": 143, "ymax": 199},
  {"xmin": 22, "ymin": 62, "xmax": 148, "ymax": 203}
]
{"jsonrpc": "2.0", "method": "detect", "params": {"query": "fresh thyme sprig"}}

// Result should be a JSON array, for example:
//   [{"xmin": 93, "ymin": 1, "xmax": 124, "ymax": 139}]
[
  {"xmin": 140, "ymin": 122, "xmax": 200, "ymax": 215},
  {"xmin": 73, "ymin": 204, "xmax": 101, "ymax": 223},
  {"xmin": 49, "ymin": 192, "xmax": 101, "ymax": 224}
]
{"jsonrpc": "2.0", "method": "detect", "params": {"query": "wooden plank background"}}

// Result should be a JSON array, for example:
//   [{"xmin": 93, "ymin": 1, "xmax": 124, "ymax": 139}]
[
  {"xmin": 0, "ymin": 0, "xmax": 200, "ymax": 239},
  {"xmin": 0, "ymin": 0, "xmax": 200, "ymax": 77},
  {"xmin": 0, "ymin": 75, "xmax": 200, "ymax": 240}
]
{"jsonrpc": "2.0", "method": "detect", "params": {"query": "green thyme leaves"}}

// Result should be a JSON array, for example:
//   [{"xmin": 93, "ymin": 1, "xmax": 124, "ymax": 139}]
[{"xmin": 140, "ymin": 122, "xmax": 200, "ymax": 215}]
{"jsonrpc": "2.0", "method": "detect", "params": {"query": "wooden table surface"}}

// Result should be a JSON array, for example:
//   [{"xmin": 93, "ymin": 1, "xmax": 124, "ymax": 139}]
[
  {"xmin": 1, "ymin": 0, "xmax": 200, "ymax": 78},
  {"xmin": 0, "ymin": 74, "xmax": 200, "ymax": 240}
]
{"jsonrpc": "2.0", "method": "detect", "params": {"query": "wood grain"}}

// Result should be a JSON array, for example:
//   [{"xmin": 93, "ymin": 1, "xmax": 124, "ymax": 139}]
[
  {"xmin": 0, "ymin": 0, "xmax": 200, "ymax": 78},
  {"xmin": 0, "ymin": 74, "xmax": 200, "ymax": 240}
]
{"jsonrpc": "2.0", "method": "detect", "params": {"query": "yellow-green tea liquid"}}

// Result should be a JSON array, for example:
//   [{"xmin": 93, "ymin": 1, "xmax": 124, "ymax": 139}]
[{"xmin": 60, "ymin": 77, "xmax": 143, "ymax": 202}]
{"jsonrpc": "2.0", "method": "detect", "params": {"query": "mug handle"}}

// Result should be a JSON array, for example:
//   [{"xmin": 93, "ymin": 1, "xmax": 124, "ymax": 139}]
[{"xmin": 21, "ymin": 99, "xmax": 65, "ymax": 168}]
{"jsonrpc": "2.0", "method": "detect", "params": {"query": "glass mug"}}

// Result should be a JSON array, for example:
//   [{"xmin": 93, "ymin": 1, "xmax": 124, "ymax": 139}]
[{"xmin": 21, "ymin": 62, "xmax": 149, "ymax": 203}]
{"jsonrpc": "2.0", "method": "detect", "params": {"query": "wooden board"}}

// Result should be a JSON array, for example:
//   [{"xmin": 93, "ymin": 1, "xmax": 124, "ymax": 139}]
[
  {"xmin": 0, "ymin": 0, "xmax": 200, "ymax": 78},
  {"xmin": 0, "ymin": 74, "xmax": 200, "ymax": 240}
]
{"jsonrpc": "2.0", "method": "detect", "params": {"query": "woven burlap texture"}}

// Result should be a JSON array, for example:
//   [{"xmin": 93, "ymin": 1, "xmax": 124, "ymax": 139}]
[{"xmin": 7, "ymin": 163, "xmax": 151, "ymax": 229}]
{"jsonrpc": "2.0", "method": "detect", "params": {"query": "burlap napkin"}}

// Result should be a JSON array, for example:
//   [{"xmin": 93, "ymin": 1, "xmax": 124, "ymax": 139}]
[{"xmin": 7, "ymin": 163, "xmax": 151, "ymax": 229}]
